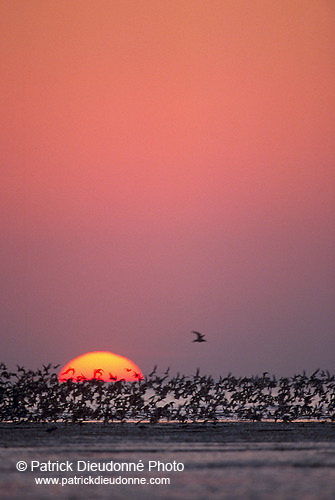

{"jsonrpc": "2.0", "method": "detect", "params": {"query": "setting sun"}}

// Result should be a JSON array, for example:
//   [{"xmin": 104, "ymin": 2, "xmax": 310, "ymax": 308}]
[{"xmin": 58, "ymin": 351, "xmax": 143, "ymax": 382}]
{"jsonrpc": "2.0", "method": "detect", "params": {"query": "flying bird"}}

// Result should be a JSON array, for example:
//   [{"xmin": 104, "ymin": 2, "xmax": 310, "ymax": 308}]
[
  {"xmin": 192, "ymin": 331, "xmax": 207, "ymax": 343},
  {"xmin": 61, "ymin": 368, "xmax": 75, "ymax": 376},
  {"xmin": 148, "ymin": 365, "xmax": 157, "ymax": 377}
]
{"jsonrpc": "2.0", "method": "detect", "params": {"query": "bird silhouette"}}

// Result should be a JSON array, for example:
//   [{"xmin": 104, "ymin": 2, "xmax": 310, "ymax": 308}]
[
  {"xmin": 61, "ymin": 368, "xmax": 75, "ymax": 376},
  {"xmin": 192, "ymin": 331, "xmax": 207, "ymax": 343},
  {"xmin": 93, "ymin": 368, "xmax": 104, "ymax": 378},
  {"xmin": 148, "ymin": 365, "xmax": 157, "ymax": 377}
]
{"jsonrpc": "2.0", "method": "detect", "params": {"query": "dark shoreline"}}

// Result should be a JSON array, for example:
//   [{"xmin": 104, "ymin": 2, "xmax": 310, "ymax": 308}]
[{"xmin": 1, "ymin": 421, "xmax": 334, "ymax": 448}]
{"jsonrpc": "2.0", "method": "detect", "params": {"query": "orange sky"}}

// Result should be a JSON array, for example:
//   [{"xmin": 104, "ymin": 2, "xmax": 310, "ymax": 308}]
[{"xmin": 1, "ymin": 1, "xmax": 335, "ymax": 376}]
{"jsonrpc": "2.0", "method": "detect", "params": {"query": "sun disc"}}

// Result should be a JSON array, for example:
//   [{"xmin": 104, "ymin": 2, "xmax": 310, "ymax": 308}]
[{"xmin": 58, "ymin": 351, "xmax": 143, "ymax": 382}]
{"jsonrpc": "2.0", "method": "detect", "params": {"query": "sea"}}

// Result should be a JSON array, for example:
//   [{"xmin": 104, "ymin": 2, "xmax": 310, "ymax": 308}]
[{"xmin": 0, "ymin": 422, "xmax": 334, "ymax": 500}]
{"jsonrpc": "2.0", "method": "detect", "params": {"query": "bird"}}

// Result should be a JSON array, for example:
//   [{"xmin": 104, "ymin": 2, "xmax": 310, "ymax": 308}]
[
  {"xmin": 61, "ymin": 368, "xmax": 75, "ymax": 376},
  {"xmin": 192, "ymin": 331, "xmax": 207, "ymax": 343},
  {"xmin": 93, "ymin": 368, "xmax": 104, "ymax": 378},
  {"xmin": 148, "ymin": 365, "xmax": 157, "ymax": 377}
]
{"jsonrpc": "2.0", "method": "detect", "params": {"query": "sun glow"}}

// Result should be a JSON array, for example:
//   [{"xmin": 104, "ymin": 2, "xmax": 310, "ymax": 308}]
[{"xmin": 58, "ymin": 351, "xmax": 143, "ymax": 382}]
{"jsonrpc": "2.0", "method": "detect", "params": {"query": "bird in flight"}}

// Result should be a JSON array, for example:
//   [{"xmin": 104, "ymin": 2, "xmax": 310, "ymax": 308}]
[
  {"xmin": 61, "ymin": 367, "xmax": 75, "ymax": 376},
  {"xmin": 192, "ymin": 331, "xmax": 207, "ymax": 343}
]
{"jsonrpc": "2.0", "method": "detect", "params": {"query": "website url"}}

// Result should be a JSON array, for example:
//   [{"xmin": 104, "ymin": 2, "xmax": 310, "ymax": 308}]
[{"xmin": 35, "ymin": 475, "xmax": 170, "ymax": 486}]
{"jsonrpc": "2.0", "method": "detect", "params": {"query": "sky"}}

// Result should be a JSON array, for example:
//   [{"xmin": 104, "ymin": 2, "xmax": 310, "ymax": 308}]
[{"xmin": 1, "ymin": 0, "xmax": 334, "ymax": 378}]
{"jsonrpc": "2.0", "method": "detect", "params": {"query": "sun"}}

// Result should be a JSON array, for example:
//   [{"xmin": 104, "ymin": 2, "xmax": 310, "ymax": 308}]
[{"xmin": 58, "ymin": 351, "xmax": 143, "ymax": 382}]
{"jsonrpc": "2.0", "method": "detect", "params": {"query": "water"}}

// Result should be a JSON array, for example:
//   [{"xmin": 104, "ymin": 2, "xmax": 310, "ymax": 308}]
[{"xmin": 1, "ymin": 422, "xmax": 335, "ymax": 499}]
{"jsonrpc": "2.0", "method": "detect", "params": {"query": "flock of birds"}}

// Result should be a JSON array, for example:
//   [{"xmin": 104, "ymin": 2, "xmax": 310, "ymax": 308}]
[
  {"xmin": 0, "ymin": 331, "xmax": 333, "ymax": 424},
  {"xmin": 0, "ymin": 358, "xmax": 334, "ymax": 424},
  {"xmin": 59, "ymin": 367, "xmax": 143, "ymax": 382}
]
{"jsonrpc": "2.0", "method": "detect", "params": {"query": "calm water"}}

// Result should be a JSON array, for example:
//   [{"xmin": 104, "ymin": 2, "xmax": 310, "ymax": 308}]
[{"xmin": 1, "ymin": 422, "xmax": 335, "ymax": 499}]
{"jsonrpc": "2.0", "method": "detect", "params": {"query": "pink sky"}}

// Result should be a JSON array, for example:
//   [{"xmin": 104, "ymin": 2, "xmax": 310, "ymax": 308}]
[{"xmin": 1, "ymin": 1, "xmax": 335, "ymax": 376}]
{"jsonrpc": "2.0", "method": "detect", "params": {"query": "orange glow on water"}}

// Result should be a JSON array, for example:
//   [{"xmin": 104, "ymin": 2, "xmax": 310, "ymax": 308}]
[{"xmin": 58, "ymin": 351, "xmax": 143, "ymax": 382}]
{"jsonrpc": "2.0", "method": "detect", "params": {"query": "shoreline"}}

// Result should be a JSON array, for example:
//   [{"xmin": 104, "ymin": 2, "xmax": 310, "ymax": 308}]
[{"xmin": 1, "ymin": 421, "xmax": 334, "ymax": 447}]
